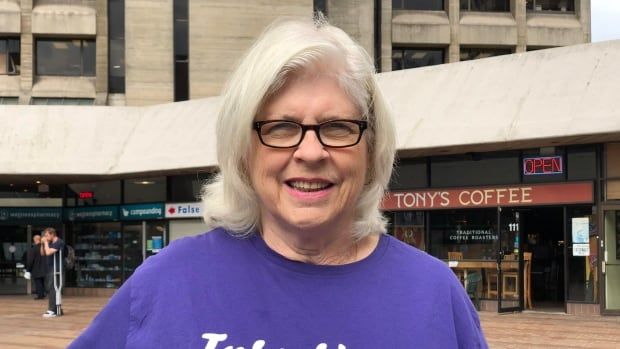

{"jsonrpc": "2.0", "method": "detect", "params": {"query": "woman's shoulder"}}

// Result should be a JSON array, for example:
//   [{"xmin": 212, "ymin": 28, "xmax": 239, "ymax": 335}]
[
  {"xmin": 130, "ymin": 228, "xmax": 248, "ymax": 280},
  {"xmin": 381, "ymin": 234, "xmax": 456, "ymax": 282}
]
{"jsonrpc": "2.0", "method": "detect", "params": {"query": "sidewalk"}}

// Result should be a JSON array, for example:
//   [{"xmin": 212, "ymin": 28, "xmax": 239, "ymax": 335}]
[{"xmin": 0, "ymin": 295, "xmax": 618, "ymax": 348}]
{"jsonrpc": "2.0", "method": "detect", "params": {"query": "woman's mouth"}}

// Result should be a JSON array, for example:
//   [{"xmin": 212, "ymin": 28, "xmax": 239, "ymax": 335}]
[{"xmin": 286, "ymin": 180, "xmax": 334, "ymax": 192}]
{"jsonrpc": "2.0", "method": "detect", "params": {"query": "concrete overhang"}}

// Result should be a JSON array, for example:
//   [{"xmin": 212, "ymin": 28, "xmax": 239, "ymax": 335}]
[
  {"xmin": 0, "ymin": 40, "xmax": 619, "ymax": 178},
  {"xmin": 32, "ymin": 4, "xmax": 96, "ymax": 35},
  {"xmin": 0, "ymin": 0, "xmax": 20, "ymax": 33},
  {"xmin": 379, "ymin": 40, "xmax": 620, "ymax": 157}
]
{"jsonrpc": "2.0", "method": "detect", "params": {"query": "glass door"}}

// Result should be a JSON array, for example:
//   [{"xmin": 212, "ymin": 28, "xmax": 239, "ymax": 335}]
[
  {"xmin": 0, "ymin": 225, "xmax": 28, "ymax": 294},
  {"xmin": 122, "ymin": 223, "xmax": 142, "ymax": 282},
  {"xmin": 603, "ymin": 210, "xmax": 620, "ymax": 313},
  {"xmin": 497, "ymin": 207, "xmax": 523, "ymax": 312},
  {"xmin": 145, "ymin": 221, "xmax": 167, "ymax": 259},
  {"xmin": 122, "ymin": 221, "xmax": 168, "ymax": 283}
]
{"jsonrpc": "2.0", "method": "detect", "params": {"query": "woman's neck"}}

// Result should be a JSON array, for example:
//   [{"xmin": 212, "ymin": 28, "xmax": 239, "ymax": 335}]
[{"xmin": 260, "ymin": 222, "xmax": 379, "ymax": 265}]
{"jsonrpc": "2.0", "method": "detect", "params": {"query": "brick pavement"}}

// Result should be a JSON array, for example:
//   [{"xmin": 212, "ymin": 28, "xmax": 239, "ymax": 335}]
[{"xmin": 0, "ymin": 295, "xmax": 618, "ymax": 348}]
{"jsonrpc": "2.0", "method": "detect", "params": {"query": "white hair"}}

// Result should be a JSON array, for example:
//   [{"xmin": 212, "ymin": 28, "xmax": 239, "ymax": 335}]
[{"xmin": 202, "ymin": 15, "xmax": 396, "ymax": 239}]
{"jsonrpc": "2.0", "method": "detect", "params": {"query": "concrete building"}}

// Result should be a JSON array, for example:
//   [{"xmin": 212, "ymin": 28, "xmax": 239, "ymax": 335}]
[
  {"xmin": 3, "ymin": 0, "xmax": 618, "ymax": 317},
  {"xmin": 1, "ymin": 0, "xmax": 590, "ymax": 106}
]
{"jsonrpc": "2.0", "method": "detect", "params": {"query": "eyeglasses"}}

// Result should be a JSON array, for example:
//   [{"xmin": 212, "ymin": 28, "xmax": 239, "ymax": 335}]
[{"xmin": 253, "ymin": 119, "xmax": 368, "ymax": 148}]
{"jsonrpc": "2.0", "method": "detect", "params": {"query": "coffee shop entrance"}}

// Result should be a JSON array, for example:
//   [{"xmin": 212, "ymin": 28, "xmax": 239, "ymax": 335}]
[{"xmin": 382, "ymin": 182, "xmax": 595, "ymax": 313}]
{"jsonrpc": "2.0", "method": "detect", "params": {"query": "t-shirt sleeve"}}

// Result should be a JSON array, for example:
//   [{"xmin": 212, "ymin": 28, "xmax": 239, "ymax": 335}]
[
  {"xmin": 450, "ymin": 281, "xmax": 489, "ymax": 349},
  {"xmin": 68, "ymin": 279, "xmax": 132, "ymax": 348}
]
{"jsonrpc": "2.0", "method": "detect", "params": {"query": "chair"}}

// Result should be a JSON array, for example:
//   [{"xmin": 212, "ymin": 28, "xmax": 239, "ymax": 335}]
[
  {"xmin": 448, "ymin": 252, "xmax": 464, "ymax": 284},
  {"xmin": 486, "ymin": 269, "xmax": 498, "ymax": 299},
  {"xmin": 466, "ymin": 272, "xmax": 482, "ymax": 310},
  {"xmin": 502, "ymin": 253, "xmax": 532, "ymax": 305},
  {"xmin": 523, "ymin": 252, "xmax": 532, "ymax": 309},
  {"xmin": 502, "ymin": 254, "xmax": 519, "ymax": 299}
]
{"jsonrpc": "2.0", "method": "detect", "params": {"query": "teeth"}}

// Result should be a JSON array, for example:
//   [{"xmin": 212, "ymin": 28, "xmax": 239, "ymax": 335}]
[{"xmin": 289, "ymin": 181, "xmax": 330, "ymax": 192}]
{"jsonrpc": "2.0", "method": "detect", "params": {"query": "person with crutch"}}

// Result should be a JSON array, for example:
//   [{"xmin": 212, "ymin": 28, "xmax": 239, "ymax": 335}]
[{"xmin": 41, "ymin": 227, "xmax": 65, "ymax": 318}]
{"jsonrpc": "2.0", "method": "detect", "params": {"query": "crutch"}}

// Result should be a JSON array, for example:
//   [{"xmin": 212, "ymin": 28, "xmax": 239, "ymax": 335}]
[{"xmin": 53, "ymin": 249, "xmax": 63, "ymax": 316}]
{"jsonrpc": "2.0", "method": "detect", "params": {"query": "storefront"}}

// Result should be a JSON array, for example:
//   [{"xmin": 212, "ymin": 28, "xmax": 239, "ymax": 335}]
[
  {"xmin": 66, "ymin": 203, "xmax": 168, "ymax": 292},
  {"xmin": 0, "ymin": 207, "xmax": 63, "ymax": 294},
  {"xmin": 383, "ymin": 145, "xmax": 606, "ymax": 314}
]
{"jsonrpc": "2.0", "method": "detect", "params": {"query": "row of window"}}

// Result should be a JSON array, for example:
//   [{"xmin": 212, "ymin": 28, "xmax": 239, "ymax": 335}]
[
  {"xmin": 389, "ymin": 145, "xmax": 598, "ymax": 190},
  {"xmin": 392, "ymin": 47, "xmax": 515, "ymax": 70},
  {"xmin": 393, "ymin": 0, "xmax": 575, "ymax": 12},
  {"xmin": 0, "ymin": 174, "xmax": 210, "ymax": 204},
  {"xmin": 0, "ymin": 38, "xmax": 95, "ymax": 77}
]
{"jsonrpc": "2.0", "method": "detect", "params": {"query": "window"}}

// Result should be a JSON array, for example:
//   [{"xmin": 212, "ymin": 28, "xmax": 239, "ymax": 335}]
[
  {"xmin": 527, "ymin": 0, "xmax": 574, "ymax": 12},
  {"xmin": 36, "ymin": 39, "xmax": 95, "ymax": 76},
  {"xmin": 30, "ymin": 98, "xmax": 94, "ymax": 105},
  {"xmin": 0, "ymin": 38, "xmax": 20, "ymax": 75},
  {"xmin": 174, "ymin": 0, "xmax": 189, "ymax": 101},
  {"xmin": 393, "ymin": 211, "xmax": 426, "ymax": 250},
  {"xmin": 430, "ymin": 151, "xmax": 520, "ymax": 187},
  {"xmin": 124, "ymin": 177, "xmax": 166, "ymax": 204},
  {"xmin": 393, "ymin": 0, "xmax": 444, "ymax": 11},
  {"xmin": 460, "ymin": 47, "xmax": 512, "ymax": 61},
  {"xmin": 460, "ymin": 0, "xmax": 509, "ymax": 11},
  {"xmin": 0, "ymin": 97, "xmax": 19, "ymax": 105},
  {"xmin": 567, "ymin": 145, "xmax": 597, "ymax": 181},
  {"xmin": 390, "ymin": 158, "xmax": 428, "ymax": 189},
  {"xmin": 392, "ymin": 47, "xmax": 444, "ymax": 71},
  {"xmin": 109, "ymin": 0, "xmax": 125, "ymax": 93},
  {"xmin": 566, "ymin": 206, "xmax": 597, "ymax": 303},
  {"xmin": 522, "ymin": 147, "xmax": 566, "ymax": 184},
  {"xmin": 66, "ymin": 181, "xmax": 122, "ymax": 206},
  {"xmin": 169, "ymin": 174, "xmax": 211, "ymax": 202},
  {"xmin": 429, "ymin": 209, "xmax": 498, "ymax": 260},
  {"xmin": 313, "ymin": 0, "xmax": 327, "ymax": 15}
]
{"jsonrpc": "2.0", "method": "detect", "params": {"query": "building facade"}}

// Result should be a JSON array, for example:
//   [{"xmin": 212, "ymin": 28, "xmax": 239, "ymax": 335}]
[
  {"xmin": 2, "ymin": 0, "xmax": 618, "ymax": 317},
  {"xmin": 1, "ymin": 0, "xmax": 590, "ymax": 106}
]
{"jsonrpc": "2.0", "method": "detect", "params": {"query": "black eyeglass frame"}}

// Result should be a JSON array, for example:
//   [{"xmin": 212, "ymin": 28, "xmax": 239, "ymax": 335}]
[{"xmin": 253, "ymin": 119, "xmax": 368, "ymax": 149}]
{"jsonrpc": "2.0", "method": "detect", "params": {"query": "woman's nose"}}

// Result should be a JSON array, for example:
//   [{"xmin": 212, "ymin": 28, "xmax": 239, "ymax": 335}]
[{"xmin": 293, "ymin": 130, "xmax": 328, "ymax": 161}]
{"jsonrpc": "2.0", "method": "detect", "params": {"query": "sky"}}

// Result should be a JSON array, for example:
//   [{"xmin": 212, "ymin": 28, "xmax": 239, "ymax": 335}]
[{"xmin": 591, "ymin": 0, "xmax": 620, "ymax": 42}]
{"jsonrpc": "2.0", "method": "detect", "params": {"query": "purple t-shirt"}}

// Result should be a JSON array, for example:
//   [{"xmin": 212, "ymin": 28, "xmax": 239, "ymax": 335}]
[{"xmin": 70, "ymin": 228, "xmax": 488, "ymax": 348}]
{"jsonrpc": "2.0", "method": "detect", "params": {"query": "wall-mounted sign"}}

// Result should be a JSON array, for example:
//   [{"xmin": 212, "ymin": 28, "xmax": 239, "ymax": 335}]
[
  {"xmin": 120, "ymin": 203, "xmax": 164, "ymax": 220},
  {"xmin": 165, "ymin": 202, "xmax": 202, "ymax": 218},
  {"xmin": 65, "ymin": 206, "xmax": 119, "ymax": 222},
  {"xmin": 0, "ymin": 207, "xmax": 62, "ymax": 223},
  {"xmin": 523, "ymin": 156, "xmax": 563, "ymax": 175},
  {"xmin": 573, "ymin": 244, "xmax": 590, "ymax": 256},
  {"xmin": 79, "ymin": 191, "xmax": 94, "ymax": 199},
  {"xmin": 382, "ymin": 182, "xmax": 593, "ymax": 211},
  {"xmin": 571, "ymin": 217, "xmax": 589, "ymax": 244}
]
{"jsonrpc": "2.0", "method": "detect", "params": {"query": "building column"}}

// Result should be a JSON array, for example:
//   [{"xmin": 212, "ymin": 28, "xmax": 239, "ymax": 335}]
[
  {"xmin": 95, "ymin": 0, "xmax": 108, "ymax": 105},
  {"xmin": 577, "ymin": 0, "xmax": 591, "ymax": 43},
  {"xmin": 448, "ymin": 0, "xmax": 460, "ymax": 63},
  {"xmin": 381, "ymin": 0, "xmax": 392, "ymax": 72},
  {"xmin": 513, "ymin": 0, "xmax": 527, "ymax": 53},
  {"xmin": 19, "ymin": 0, "xmax": 33, "ymax": 105}
]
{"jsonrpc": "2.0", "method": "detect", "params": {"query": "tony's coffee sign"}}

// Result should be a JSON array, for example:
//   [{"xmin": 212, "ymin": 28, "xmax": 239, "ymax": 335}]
[{"xmin": 382, "ymin": 182, "xmax": 593, "ymax": 210}]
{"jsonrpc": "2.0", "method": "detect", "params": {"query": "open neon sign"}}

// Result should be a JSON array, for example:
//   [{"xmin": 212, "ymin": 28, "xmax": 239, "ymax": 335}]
[
  {"xmin": 523, "ymin": 156, "xmax": 563, "ymax": 175},
  {"xmin": 79, "ymin": 191, "xmax": 94, "ymax": 199}
]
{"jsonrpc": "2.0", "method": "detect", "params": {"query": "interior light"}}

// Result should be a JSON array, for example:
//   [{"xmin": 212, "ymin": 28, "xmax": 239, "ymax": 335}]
[
  {"xmin": 36, "ymin": 180, "xmax": 41, "ymax": 184},
  {"xmin": 134, "ymin": 180, "xmax": 155, "ymax": 185}
]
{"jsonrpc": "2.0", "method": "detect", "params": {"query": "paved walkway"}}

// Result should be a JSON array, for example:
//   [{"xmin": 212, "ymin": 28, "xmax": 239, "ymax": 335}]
[{"xmin": 0, "ymin": 295, "xmax": 619, "ymax": 348}]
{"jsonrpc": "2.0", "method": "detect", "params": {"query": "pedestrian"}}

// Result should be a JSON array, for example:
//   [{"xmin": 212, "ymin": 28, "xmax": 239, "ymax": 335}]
[
  {"xmin": 25, "ymin": 234, "xmax": 47, "ymax": 300},
  {"xmin": 70, "ymin": 15, "xmax": 488, "ymax": 348},
  {"xmin": 41, "ymin": 227, "xmax": 65, "ymax": 318}
]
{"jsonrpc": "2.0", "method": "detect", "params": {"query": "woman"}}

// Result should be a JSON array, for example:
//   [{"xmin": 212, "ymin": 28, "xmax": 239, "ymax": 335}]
[{"xmin": 70, "ymin": 16, "xmax": 487, "ymax": 348}]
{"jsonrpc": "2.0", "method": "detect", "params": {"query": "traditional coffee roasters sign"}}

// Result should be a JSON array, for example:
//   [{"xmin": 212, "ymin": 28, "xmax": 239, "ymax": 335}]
[{"xmin": 382, "ymin": 182, "xmax": 593, "ymax": 210}]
